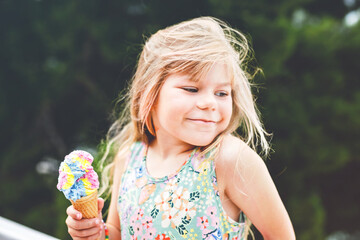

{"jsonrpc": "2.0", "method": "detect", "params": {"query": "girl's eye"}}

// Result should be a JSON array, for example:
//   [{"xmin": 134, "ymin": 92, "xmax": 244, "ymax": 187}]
[
  {"xmin": 215, "ymin": 91, "xmax": 229, "ymax": 97},
  {"xmin": 182, "ymin": 87, "xmax": 198, "ymax": 93}
]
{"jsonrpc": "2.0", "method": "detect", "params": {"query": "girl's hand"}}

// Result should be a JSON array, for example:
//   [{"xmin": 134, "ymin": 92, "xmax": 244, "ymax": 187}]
[{"xmin": 65, "ymin": 198, "xmax": 105, "ymax": 240}]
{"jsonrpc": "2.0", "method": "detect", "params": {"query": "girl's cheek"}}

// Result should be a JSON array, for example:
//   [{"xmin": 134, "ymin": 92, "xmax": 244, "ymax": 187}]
[{"xmin": 223, "ymin": 100, "xmax": 233, "ymax": 117}]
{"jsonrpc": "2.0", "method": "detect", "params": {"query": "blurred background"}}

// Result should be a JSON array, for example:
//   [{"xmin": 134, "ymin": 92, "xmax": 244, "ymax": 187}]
[{"xmin": 0, "ymin": 0, "xmax": 359, "ymax": 239}]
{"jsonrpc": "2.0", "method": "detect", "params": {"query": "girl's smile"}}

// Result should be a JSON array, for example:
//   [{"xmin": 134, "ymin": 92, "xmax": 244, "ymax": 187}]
[
  {"xmin": 186, "ymin": 118, "xmax": 218, "ymax": 129},
  {"xmin": 187, "ymin": 118, "xmax": 217, "ymax": 124}
]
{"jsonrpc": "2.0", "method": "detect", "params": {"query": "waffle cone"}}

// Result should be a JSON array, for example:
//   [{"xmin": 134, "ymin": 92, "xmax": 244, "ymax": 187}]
[{"xmin": 70, "ymin": 190, "xmax": 98, "ymax": 219}]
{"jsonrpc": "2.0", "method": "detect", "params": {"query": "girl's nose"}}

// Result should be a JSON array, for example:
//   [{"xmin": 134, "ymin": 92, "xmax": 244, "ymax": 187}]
[{"xmin": 196, "ymin": 94, "xmax": 216, "ymax": 111}]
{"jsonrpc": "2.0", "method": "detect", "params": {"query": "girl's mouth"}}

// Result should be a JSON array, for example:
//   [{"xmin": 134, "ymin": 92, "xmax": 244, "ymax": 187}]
[{"xmin": 188, "ymin": 118, "xmax": 217, "ymax": 124}]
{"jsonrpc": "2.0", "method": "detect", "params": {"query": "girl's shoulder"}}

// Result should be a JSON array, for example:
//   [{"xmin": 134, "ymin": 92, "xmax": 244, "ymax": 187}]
[
  {"xmin": 217, "ymin": 134, "xmax": 263, "ymax": 166},
  {"xmin": 113, "ymin": 141, "xmax": 142, "ymax": 178},
  {"xmin": 216, "ymin": 134, "xmax": 266, "ymax": 176}
]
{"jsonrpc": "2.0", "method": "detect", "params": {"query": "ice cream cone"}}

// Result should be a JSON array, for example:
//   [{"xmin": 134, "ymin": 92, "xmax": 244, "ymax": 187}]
[{"xmin": 70, "ymin": 190, "xmax": 98, "ymax": 219}]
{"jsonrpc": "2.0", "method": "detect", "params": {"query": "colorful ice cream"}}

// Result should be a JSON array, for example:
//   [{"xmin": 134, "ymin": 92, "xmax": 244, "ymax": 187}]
[{"xmin": 57, "ymin": 150, "xmax": 99, "ymax": 201}]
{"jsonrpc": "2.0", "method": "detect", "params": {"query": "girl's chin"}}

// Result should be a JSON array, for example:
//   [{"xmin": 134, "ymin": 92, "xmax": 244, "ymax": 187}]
[{"xmin": 184, "ymin": 137, "xmax": 217, "ymax": 147}]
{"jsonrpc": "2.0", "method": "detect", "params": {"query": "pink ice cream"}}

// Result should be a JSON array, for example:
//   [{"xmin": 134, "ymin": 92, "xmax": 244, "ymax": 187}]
[{"xmin": 57, "ymin": 150, "xmax": 99, "ymax": 201}]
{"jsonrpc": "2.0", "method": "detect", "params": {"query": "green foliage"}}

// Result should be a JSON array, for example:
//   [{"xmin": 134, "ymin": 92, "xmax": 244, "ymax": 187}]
[
  {"xmin": 0, "ymin": 0, "xmax": 359, "ymax": 239},
  {"xmin": 289, "ymin": 193, "xmax": 326, "ymax": 239}
]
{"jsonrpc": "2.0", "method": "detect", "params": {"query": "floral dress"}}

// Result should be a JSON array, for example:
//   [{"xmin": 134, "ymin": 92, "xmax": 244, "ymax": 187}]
[{"xmin": 118, "ymin": 142, "xmax": 246, "ymax": 240}]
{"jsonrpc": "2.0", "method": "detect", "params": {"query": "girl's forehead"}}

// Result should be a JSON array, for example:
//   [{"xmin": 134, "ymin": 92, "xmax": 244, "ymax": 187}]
[
  {"xmin": 178, "ymin": 63, "xmax": 234, "ymax": 85},
  {"xmin": 163, "ymin": 60, "xmax": 236, "ymax": 88},
  {"xmin": 165, "ymin": 72, "xmax": 233, "ymax": 90}
]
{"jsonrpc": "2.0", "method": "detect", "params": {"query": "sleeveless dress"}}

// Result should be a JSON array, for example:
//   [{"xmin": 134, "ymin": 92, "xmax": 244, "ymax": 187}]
[{"xmin": 118, "ymin": 142, "xmax": 246, "ymax": 240}]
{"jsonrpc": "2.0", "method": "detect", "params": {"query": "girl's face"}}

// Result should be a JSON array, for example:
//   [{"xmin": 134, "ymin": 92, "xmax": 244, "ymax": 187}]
[{"xmin": 151, "ymin": 63, "xmax": 233, "ymax": 147}]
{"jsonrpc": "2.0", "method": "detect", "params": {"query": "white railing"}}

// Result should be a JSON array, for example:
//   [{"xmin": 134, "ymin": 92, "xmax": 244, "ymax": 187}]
[{"xmin": 0, "ymin": 216, "xmax": 59, "ymax": 240}]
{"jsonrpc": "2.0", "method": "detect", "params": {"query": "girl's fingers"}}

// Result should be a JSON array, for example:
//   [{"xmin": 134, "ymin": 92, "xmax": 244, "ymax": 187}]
[
  {"xmin": 73, "ymin": 231, "xmax": 101, "ymax": 240},
  {"xmin": 66, "ymin": 216, "xmax": 101, "ymax": 230},
  {"xmin": 97, "ymin": 198, "xmax": 104, "ymax": 214},
  {"xmin": 66, "ymin": 205, "xmax": 82, "ymax": 220},
  {"xmin": 65, "ymin": 202, "xmax": 103, "ymax": 239},
  {"xmin": 68, "ymin": 223, "xmax": 102, "ymax": 238},
  {"xmin": 86, "ymin": 231, "xmax": 102, "ymax": 240}
]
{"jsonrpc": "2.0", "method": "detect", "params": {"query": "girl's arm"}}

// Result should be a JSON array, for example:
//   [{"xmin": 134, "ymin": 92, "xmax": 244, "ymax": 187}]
[
  {"xmin": 105, "ymin": 153, "xmax": 126, "ymax": 239},
  {"xmin": 218, "ymin": 135, "xmax": 295, "ymax": 240}
]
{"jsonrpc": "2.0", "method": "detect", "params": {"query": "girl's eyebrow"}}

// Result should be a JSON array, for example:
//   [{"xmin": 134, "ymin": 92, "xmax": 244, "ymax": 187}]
[
  {"xmin": 216, "ymin": 82, "xmax": 231, "ymax": 87},
  {"xmin": 183, "ymin": 77, "xmax": 231, "ymax": 87}
]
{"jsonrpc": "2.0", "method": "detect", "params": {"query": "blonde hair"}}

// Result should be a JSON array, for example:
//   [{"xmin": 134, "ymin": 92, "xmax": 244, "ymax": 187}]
[{"xmin": 98, "ymin": 16, "xmax": 270, "ymax": 239}]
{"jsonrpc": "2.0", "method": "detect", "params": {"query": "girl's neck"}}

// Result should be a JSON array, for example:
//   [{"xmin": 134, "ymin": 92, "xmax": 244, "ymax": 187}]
[{"xmin": 149, "ymin": 138, "xmax": 195, "ymax": 162}]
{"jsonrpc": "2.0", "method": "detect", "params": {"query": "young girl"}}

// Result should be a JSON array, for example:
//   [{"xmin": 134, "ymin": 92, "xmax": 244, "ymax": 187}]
[{"xmin": 65, "ymin": 17, "xmax": 295, "ymax": 240}]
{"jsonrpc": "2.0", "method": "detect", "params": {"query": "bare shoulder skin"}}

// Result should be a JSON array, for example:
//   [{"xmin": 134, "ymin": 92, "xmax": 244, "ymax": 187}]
[{"xmin": 215, "ymin": 134, "xmax": 296, "ymax": 239}]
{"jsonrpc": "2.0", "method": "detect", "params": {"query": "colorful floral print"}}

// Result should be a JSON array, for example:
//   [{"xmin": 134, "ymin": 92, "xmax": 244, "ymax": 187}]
[{"xmin": 118, "ymin": 142, "xmax": 245, "ymax": 239}]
